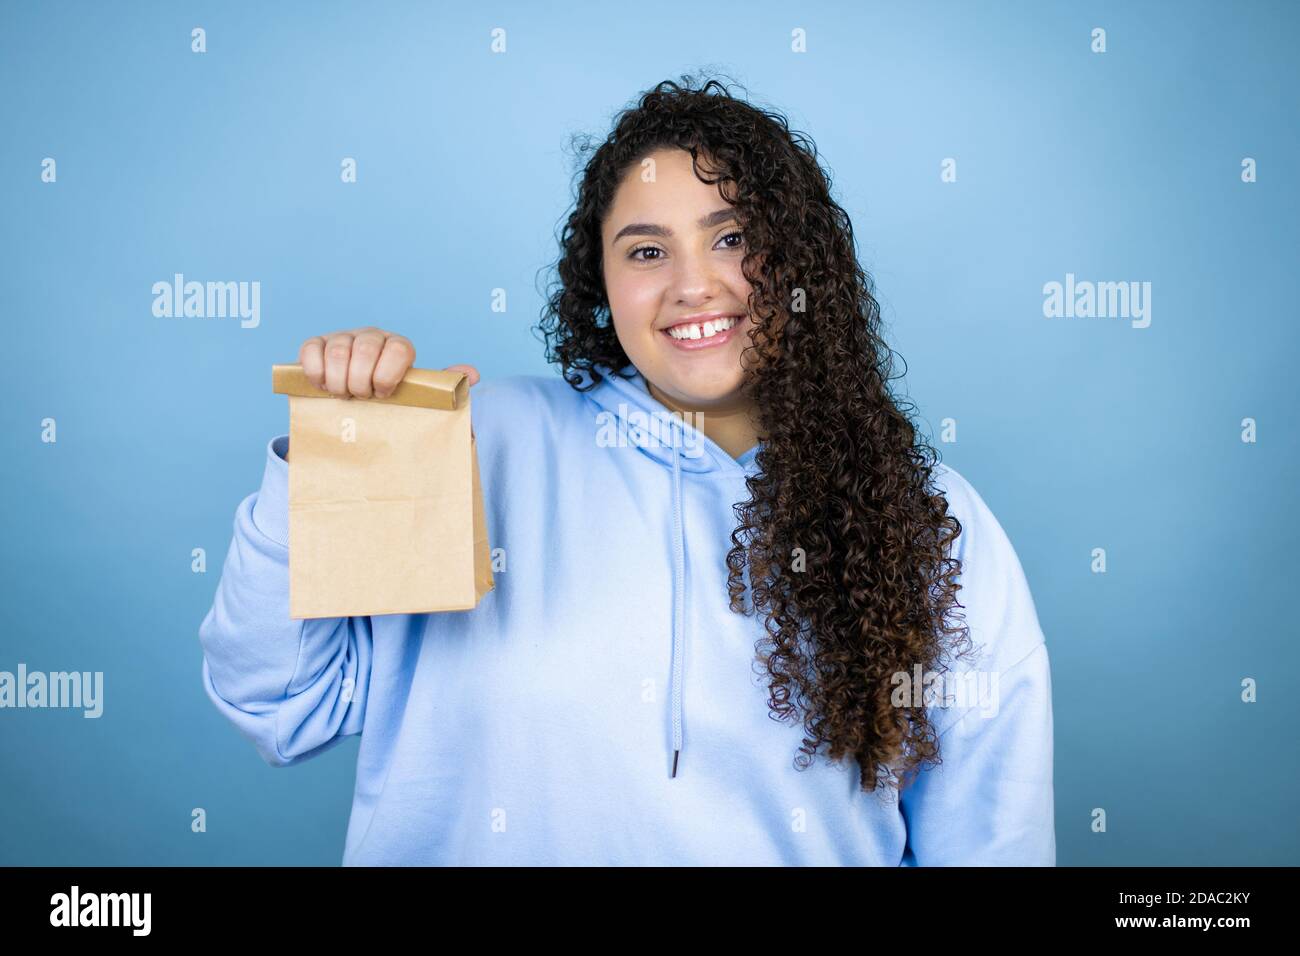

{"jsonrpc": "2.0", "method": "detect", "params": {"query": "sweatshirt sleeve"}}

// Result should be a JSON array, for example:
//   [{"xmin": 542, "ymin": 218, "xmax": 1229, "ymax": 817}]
[
  {"xmin": 198, "ymin": 434, "xmax": 374, "ymax": 768},
  {"xmin": 897, "ymin": 466, "xmax": 1056, "ymax": 866}
]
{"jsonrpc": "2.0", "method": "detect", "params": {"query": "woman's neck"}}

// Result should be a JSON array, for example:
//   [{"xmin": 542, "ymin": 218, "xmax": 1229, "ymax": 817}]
[{"xmin": 646, "ymin": 381, "xmax": 760, "ymax": 462}]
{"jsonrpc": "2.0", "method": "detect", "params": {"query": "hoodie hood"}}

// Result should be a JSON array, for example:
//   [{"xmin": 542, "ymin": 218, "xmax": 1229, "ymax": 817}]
[
  {"xmin": 581, "ymin": 362, "xmax": 760, "ymax": 476},
  {"xmin": 581, "ymin": 362, "xmax": 760, "ymax": 779}
]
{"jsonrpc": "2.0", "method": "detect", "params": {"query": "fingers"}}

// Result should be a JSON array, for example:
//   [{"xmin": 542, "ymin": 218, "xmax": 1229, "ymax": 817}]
[
  {"xmin": 297, "ymin": 328, "xmax": 472, "ymax": 401},
  {"xmin": 444, "ymin": 364, "xmax": 480, "ymax": 387},
  {"xmin": 372, "ymin": 335, "xmax": 416, "ymax": 399},
  {"xmin": 347, "ymin": 328, "xmax": 388, "ymax": 398},
  {"xmin": 323, "ymin": 330, "xmax": 356, "ymax": 397},
  {"xmin": 299, "ymin": 335, "xmax": 327, "ymax": 389}
]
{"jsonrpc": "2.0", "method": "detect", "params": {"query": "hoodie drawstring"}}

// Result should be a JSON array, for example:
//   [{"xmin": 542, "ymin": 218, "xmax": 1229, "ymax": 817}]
[
  {"xmin": 669, "ymin": 438, "xmax": 685, "ymax": 778},
  {"xmin": 589, "ymin": 366, "xmax": 755, "ymax": 781}
]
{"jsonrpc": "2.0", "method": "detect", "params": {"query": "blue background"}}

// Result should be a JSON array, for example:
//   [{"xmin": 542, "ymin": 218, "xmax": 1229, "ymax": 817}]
[{"xmin": 1, "ymin": 0, "xmax": 1295, "ymax": 865}]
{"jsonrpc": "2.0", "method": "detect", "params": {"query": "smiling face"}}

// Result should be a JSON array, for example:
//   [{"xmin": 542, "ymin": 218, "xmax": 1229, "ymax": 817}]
[{"xmin": 601, "ymin": 148, "xmax": 757, "ymax": 413}]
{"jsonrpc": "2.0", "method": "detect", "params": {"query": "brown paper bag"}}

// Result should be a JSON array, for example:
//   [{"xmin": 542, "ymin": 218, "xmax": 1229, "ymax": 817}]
[{"xmin": 272, "ymin": 363, "xmax": 494, "ymax": 619}]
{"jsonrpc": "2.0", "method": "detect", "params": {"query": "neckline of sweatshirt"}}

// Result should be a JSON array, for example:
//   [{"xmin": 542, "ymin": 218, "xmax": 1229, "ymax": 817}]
[{"xmin": 579, "ymin": 362, "xmax": 762, "ymax": 477}]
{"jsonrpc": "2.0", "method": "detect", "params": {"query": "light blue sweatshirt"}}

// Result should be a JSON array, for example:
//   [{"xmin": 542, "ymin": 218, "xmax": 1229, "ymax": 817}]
[{"xmin": 199, "ymin": 363, "xmax": 1055, "ymax": 865}]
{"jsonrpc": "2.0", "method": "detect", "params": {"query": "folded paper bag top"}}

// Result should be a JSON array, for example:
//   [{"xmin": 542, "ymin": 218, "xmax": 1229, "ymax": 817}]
[
  {"xmin": 271, "ymin": 363, "xmax": 469, "ymax": 411},
  {"xmin": 272, "ymin": 363, "xmax": 494, "ymax": 619}
]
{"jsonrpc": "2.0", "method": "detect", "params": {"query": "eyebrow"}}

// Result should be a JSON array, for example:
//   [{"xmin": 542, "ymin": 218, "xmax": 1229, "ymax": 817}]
[{"xmin": 610, "ymin": 208, "xmax": 738, "ymax": 244}]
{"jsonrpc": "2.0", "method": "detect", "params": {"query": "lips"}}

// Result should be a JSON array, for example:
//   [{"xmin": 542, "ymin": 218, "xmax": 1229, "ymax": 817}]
[{"xmin": 660, "ymin": 314, "xmax": 745, "ymax": 351}]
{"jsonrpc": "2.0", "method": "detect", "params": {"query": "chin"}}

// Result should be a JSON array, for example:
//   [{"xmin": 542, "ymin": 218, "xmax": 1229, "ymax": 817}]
[{"xmin": 660, "ymin": 366, "xmax": 747, "ymax": 408}]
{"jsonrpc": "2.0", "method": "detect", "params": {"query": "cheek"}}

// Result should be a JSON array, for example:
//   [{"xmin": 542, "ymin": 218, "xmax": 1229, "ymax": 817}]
[
  {"xmin": 607, "ymin": 272, "xmax": 663, "ymax": 339},
  {"xmin": 726, "ymin": 259, "xmax": 758, "ymax": 303}
]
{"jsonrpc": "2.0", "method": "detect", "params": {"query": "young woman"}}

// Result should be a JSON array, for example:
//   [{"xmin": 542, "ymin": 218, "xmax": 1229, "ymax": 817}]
[{"xmin": 200, "ymin": 77, "xmax": 1054, "ymax": 865}]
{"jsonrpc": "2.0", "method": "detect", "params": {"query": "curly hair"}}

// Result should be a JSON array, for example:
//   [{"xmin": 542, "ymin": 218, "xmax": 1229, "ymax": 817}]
[{"xmin": 536, "ymin": 72, "xmax": 973, "ymax": 793}]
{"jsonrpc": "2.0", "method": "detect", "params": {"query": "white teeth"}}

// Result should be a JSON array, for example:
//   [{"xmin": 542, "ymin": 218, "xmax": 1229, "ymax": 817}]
[{"xmin": 666, "ymin": 316, "xmax": 738, "ymax": 340}]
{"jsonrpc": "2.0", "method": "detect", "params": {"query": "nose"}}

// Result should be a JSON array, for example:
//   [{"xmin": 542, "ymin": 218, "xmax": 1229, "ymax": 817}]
[{"xmin": 668, "ymin": 249, "xmax": 728, "ymax": 306}]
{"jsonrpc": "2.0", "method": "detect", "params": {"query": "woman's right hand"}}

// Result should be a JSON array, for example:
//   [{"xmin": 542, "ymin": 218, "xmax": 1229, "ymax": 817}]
[{"xmin": 298, "ymin": 326, "xmax": 480, "ymax": 399}]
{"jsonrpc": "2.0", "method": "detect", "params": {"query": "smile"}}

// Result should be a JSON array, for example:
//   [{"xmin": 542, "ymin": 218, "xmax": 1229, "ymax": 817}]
[{"xmin": 661, "ymin": 314, "xmax": 743, "ymax": 350}]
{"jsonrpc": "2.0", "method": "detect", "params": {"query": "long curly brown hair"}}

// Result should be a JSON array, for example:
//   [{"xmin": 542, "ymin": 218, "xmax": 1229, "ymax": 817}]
[{"xmin": 536, "ymin": 72, "xmax": 973, "ymax": 792}]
